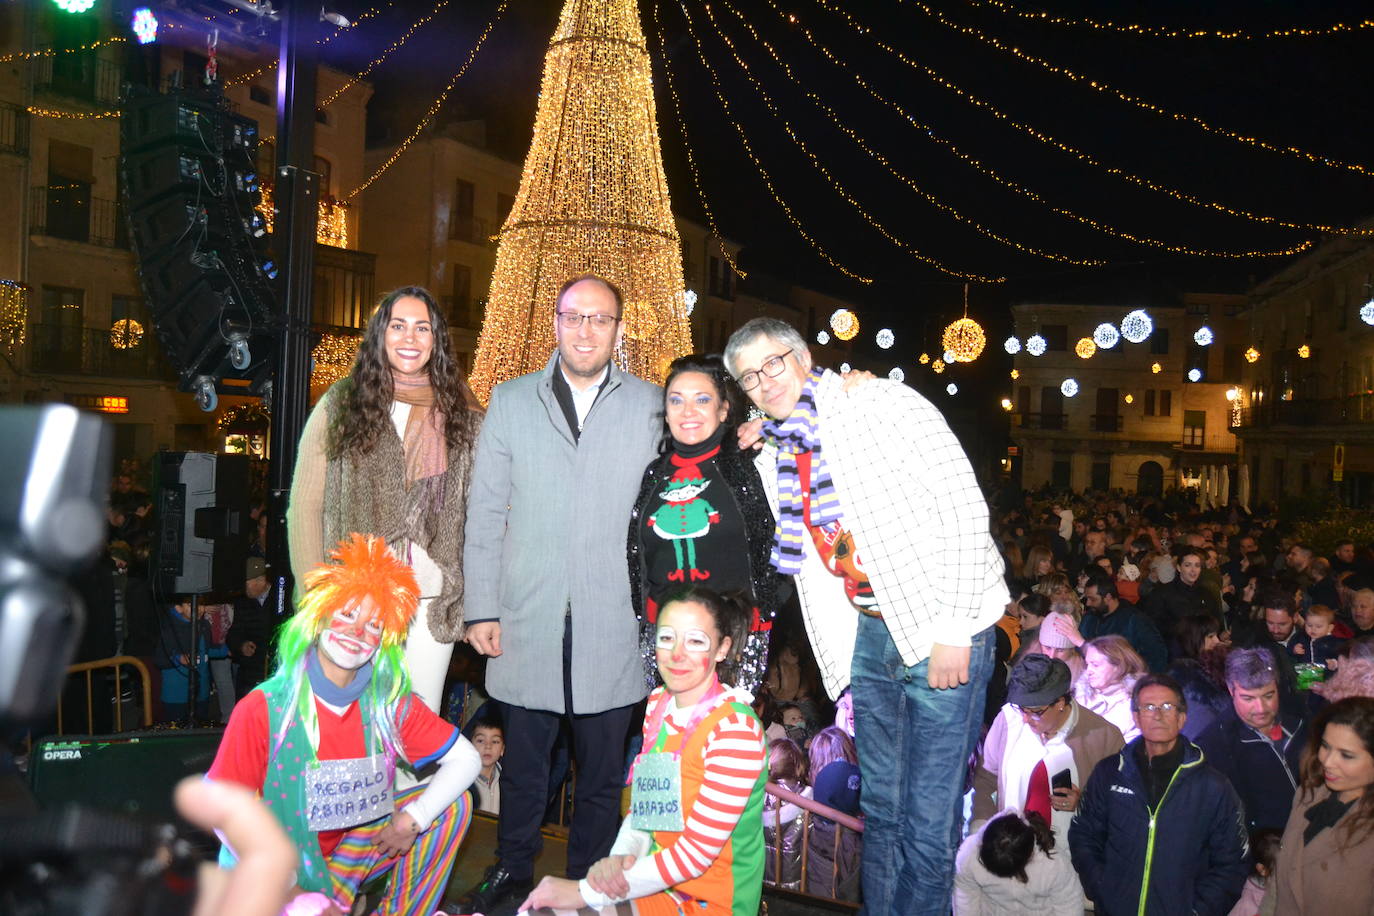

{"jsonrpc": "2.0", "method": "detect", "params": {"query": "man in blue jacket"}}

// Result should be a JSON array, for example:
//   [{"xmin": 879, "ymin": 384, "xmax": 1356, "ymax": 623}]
[{"xmin": 1069, "ymin": 674, "xmax": 1248, "ymax": 916}]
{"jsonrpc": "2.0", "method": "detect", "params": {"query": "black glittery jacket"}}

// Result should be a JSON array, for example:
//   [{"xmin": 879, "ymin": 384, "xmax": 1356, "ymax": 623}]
[{"xmin": 627, "ymin": 439, "xmax": 781, "ymax": 692}]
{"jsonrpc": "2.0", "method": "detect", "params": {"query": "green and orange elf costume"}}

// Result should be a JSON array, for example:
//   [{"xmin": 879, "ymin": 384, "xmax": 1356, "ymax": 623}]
[{"xmin": 208, "ymin": 535, "xmax": 481, "ymax": 916}]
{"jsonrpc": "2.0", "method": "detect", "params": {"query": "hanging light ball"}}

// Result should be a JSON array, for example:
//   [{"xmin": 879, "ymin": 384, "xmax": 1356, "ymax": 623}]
[
  {"xmin": 683, "ymin": 289, "xmax": 698, "ymax": 316},
  {"xmin": 1360, "ymin": 297, "xmax": 1374, "ymax": 325},
  {"xmin": 1193, "ymin": 326, "xmax": 1214, "ymax": 347},
  {"xmin": 1225, "ymin": 388, "xmax": 1240, "ymax": 401},
  {"xmin": 888, "ymin": 367, "xmax": 905, "ymax": 382},
  {"xmin": 876, "ymin": 328, "xmax": 895, "ymax": 349},
  {"xmin": 918, "ymin": 352, "xmax": 930, "ymax": 365},
  {"xmin": 1010, "ymin": 369, "xmax": 1019, "ymax": 380},
  {"xmin": 1187, "ymin": 368, "xmax": 1202, "ymax": 382},
  {"xmin": 1060, "ymin": 378, "xmax": 1079, "ymax": 397},
  {"xmin": 839, "ymin": 362, "xmax": 852, "ymax": 374},
  {"xmin": 1004, "ymin": 335, "xmax": 1022, "ymax": 355},
  {"xmin": 830, "ymin": 309, "xmax": 860, "ymax": 341},
  {"xmin": 1075, "ymin": 337, "xmax": 1097, "ymax": 359},
  {"xmin": 1297, "ymin": 344, "xmax": 1311, "ymax": 359},
  {"xmin": 943, "ymin": 349, "xmax": 958, "ymax": 364},
  {"xmin": 932, "ymin": 359, "xmax": 946, "ymax": 374},
  {"xmin": 110, "ymin": 318, "xmax": 145, "ymax": 349},
  {"xmin": 1120, "ymin": 309, "xmax": 1153, "ymax": 343},
  {"xmin": 1000, "ymin": 397, "xmax": 1013, "ymax": 411},
  {"xmin": 816, "ymin": 330, "xmax": 830, "ymax": 345},
  {"xmin": 1244, "ymin": 347, "xmax": 1260, "ymax": 363},
  {"xmin": 1150, "ymin": 362, "xmax": 1162, "ymax": 374},
  {"xmin": 1124, "ymin": 393, "xmax": 1134, "ymax": 405},
  {"xmin": 942, "ymin": 317, "xmax": 986, "ymax": 363},
  {"xmin": 1026, "ymin": 334, "xmax": 1047, "ymax": 356},
  {"xmin": 946, "ymin": 382, "xmax": 958, "ymax": 396},
  {"xmin": 1093, "ymin": 323, "xmax": 1120, "ymax": 349}
]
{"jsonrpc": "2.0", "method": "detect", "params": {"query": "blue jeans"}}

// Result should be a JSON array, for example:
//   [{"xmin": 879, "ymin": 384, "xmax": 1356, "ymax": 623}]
[{"xmin": 850, "ymin": 614, "xmax": 994, "ymax": 916}]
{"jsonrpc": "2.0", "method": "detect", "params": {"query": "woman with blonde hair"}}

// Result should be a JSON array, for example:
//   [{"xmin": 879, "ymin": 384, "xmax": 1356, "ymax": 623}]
[{"xmin": 1073, "ymin": 635, "xmax": 1147, "ymax": 741}]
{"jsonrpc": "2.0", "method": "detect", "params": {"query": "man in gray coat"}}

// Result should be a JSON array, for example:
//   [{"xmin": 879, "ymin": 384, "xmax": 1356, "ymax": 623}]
[{"xmin": 459, "ymin": 274, "xmax": 662, "ymax": 913}]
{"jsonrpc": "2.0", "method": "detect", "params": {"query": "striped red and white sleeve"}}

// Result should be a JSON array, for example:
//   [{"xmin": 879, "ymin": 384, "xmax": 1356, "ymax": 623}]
[{"xmin": 581, "ymin": 706, "xmax": 766, "ymax": 906}]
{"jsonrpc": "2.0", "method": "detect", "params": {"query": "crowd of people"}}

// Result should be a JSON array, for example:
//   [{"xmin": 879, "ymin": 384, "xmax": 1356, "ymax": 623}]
[{"xmin": 41, "ymin": 276, "xmax": 1374, "ymax": 916}]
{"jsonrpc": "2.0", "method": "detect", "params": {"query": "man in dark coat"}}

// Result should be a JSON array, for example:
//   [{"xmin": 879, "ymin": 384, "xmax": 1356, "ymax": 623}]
[{"xmin": 227, "ymin": 557, "xmax": 278, "ymax": 698}]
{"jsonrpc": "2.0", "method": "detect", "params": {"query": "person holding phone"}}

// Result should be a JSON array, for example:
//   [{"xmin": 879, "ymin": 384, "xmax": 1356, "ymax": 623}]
[{"xmin": 972, "ymin": 653, "xmax": 1125, "ymax": 897}]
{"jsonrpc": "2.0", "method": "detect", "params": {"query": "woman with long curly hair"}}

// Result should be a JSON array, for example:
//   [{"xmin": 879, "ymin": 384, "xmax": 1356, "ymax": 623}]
[
  {"xmin": 287, "ymin": 286, "xmax": 482, "ymax": 717},
  {"xmin": 1269, "ymin": 696, "xmax": 1374, "ymax": 914}
]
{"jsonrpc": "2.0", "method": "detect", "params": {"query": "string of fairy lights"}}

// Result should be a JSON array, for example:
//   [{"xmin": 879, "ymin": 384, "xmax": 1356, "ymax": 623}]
[
  {"xmin": 761, "ymin": 0, "xmax": 1372, "ymax": 240},
  {"xmin": 319, "ymin": 0, "xmax": 451, "ymax": 106},
  {"xmin": 720, "ymin": 1, "xmax": 1310, "ymax": 262},
  {"xmin": 650, "ymin": 0, "xmax": 747, "ymax": 279},
  {"xmin": 700, "ymin": 2, "xmax": 1101, "ymax": 269},
  {"xmin": 958, "ymin": 0, "xmax": 1374, "ymax": 41},
  {"xmin": 664, "ymin": 2, "xmax": 873, "ymax": 283},
  {"xmin": 886, "ymin": 0, "xmax": 1374, "ymax": 178},
  {"xmin": 679, "ymin": 0, "xmax": 1004, "ymax": 282}
]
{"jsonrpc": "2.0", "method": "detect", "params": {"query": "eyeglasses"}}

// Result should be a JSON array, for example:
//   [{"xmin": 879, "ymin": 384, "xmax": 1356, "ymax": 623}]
[
  {"xmin": 735, "ymin": 350, "xmax": 793, "ymax": 391},
  {"xmin": 557, "ymin": 311, "xmax": 619, "ymax": 331},
  {"xmin": 1134, "ymin": 702, "xmax": 1182, "ymax": 716},
  {"xmin": 1012, "ymin": 703, "xmax": 1054, "ymax": 720}
]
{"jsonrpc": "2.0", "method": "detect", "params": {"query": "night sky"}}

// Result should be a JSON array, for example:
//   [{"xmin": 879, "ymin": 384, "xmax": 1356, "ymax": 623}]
[{"xmin": 318, "ymin": 0, "xmax": 1374, "ymax": 377}]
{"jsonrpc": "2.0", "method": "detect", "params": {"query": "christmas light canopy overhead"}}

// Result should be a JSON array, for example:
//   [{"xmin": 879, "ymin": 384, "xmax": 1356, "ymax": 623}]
[
  {"xmin": 1093, "ymin": 323, "xmax": 1120, "ymax": 349},
  {"xmin": 1075, "ymin": 337, "xmax": 1097, "ymax": 359},
  {"xmin": 1244, "ymin": 347, "xmax": 1261, "ymax": 363},
  {"xmin": 830, "ymin": 309, "xmax": 859, "ymax": 340},
  {"xmin": 1004, "ymin": 335, "xmax": 1022, "ymax": 355},
  {"xmin": 876, "ymin": 328, "xmax": 895, "ymax": 349},
  {"xmin": 1026, "ymin": 334, "xmax": 1047, "ymax": 356},
  {"xmin": 888, "ymin": 367, "xmax": 904, "ymax": 382},
  {"xmin": 1061, "ymin": 378, "xmax": 1079, "ymax": 397},
  {"xmin": 1193, "ymin": 326, "xmax": 1214, "ymax": 346},
  {"xmin": 1120, "ymin": 309, "xmax": 1153, "ymax": 343}
]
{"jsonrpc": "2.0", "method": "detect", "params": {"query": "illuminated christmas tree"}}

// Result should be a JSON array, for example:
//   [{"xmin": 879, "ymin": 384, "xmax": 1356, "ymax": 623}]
[{"xmin": 469, "ymin": 0, "xmax": 692, "ymax": 401}]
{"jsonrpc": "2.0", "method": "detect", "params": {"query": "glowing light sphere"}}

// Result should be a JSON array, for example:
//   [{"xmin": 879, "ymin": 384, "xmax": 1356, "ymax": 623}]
[
  {"xmin": 1026, "ymin": 334, "xmax": 1047, "ymax": 356},
  {"xmin": 55, "ymin": 0, "xmax": 96, "ymax": 11},
  {"xmin": 1010, "ymin": 369, "xmax": 1019, "ymax": 380},
  {"xmin": 1297, "ymin": 344, "xmax": 1311, "ymax": 359},
  {"xmin": 1093, "ymin": 323, "xmax": 1120, "ymax": 349},
  {"xmin": 1187, "ymin": 368, "xmax": 1202, "ymax": 382},
  {"xmin": 932, "ymin": 359, "xmax": 946, "ymax": 374},
  {"xmin": 816, "ymin": 330, "xmax": 830, "ymax": 345},
  {"xmin": 830, "ymin": 309, "xmax": 859, "ymax": 341},
  {"xmin": 946, "ymin": 383, "xmax": 958, "ymax": 396},
  {"xmin": 1000, "ymin": 397, "xmax": 1013, "ymax": 411},
  {"xmin": 918, "ymin": 352, "xmax": 930, "ymax": 365},
  {"xmin": 1150, "ymin": 362, "xmax": 1162, "ymax": 374},
  {"xmin": 1075, "ymin": 337, "xmax": 1097, "ymax": 359},
  {"xmin": 1124, "ymin": 393, "xmax": 1134, "ymax": 404},
  {"xmin": 1362, "ymin": 299, "xmax": 1374, "ymax": 326},
  {"xmin": 110, "ymin": 318, "xmax": 144, "ymax": 349},
  {"xmin": 1193, "ymin": 325, "xmax": 1214, "ymax": 347},
  {"xmin": 683, "ymin": 289, "xmax": 697, "ymax": 316},
  {"xmin": 839, "ymin": 362, "xmax": 852, "ymax": 374},
  {"xmin": 1244, "ymin": 347, "xmax": 1260, "ymax": 363},
  {"xmin": 1225, "ymin": 388, "xmax": 1240, "ymax": 401},
  {"xmin": 1120, "ymin": 309, "xmax": 1153, "ymax": 344},
  {"xmin": 943, "ymin": 349, "xmax": 958, "ymax": 364},
  {"xmin": 1060, "ymin": 378, "xmax": 1079, "ymax": 397},
  {"xmin": 888, "ymin": 367, "xmax": 905, "ymax": 382},
  {"xmin": 876, "ymin": 328, "xmax": 895, "ymax": 349},
  {"xmin": 1004, "ymin": 335, "xmax": 1022, "ymax": 355},
  {"xmin": 132, "ymin": 7, "xmax": 158, "ymax": 43},
  {"xmin": 941, "ymin": 317, "xmax": 986, "ymax": 363}
]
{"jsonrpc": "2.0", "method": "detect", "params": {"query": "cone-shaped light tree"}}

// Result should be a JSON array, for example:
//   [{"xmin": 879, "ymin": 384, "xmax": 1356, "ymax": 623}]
[{"xmin": 468, "ymin": 0, "xmax": 693, "ymax": 401}]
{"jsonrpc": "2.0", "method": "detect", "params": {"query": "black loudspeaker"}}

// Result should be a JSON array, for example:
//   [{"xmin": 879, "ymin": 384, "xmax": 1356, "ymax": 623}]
[
  {"xmin": 27, "ymin": 729, "xmax": 225, "ymax": 822},
  {"xmin": 154, "ymin": 451, "xmax": 249, "ymax": 596},
  {"xmin": 120, "ymin": 86, "xmax": 278, "ymax": 410}
]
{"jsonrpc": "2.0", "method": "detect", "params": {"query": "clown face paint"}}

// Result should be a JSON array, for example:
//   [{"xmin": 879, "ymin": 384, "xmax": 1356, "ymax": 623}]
[
  {"xmin": 320, "ymin": 596, "xmax": 384, "ymax": 670},
  {"xmin": 655, "ymin": 600, "xmax": 730, "ymax": 707}
]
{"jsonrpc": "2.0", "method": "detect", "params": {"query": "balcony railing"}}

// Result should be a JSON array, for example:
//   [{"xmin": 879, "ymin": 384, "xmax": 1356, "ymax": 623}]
[
  {"xmin": 29, "ymin": 324, "xmax": 176, "ymax": 380},
  {"xmin": 0, "ymin": 101, "xmax": 29, "ymax": 156},
  {"xmin": 449, "ymin": 214, "xmax": 490, "ymax": 245},
  {"xmin": 1017, "ymin": 412, "xmax": 1067, "ymax": 430},
  {"xmin": 30, "ymin": 187, "xmax": 128, "ymax": 247},
  {"xmin": 1235, "ymin": 396, "xmax": 1374, "ymax": 429},
  {"xmin": 1091, "ymin": 414, "xmax": 1124, "ymax": 432},
  {"xmin": 32, "ymin": 52, "xmax": 122, "ymax": 107}
]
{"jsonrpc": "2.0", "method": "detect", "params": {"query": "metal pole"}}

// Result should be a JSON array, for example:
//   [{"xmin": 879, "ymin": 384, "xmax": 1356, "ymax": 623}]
[
  {"xmin": 266, "ymin": 0, "xmax": 320, "ymax": 613},
  {"xmin": 186, "ymin": 593, "xmax": 200, "ymax": 727}
]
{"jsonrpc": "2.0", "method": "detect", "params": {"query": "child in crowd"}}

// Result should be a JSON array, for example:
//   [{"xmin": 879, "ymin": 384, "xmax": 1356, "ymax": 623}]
[
  {"xmin": 1226, "ymin": 828, "xmax": 1281, "ymax": 916},
  {"xmin": 470, "ymin": 714, "xmax": 505, "ymax": 815},
  {"xmin": 1296, "ymin": 604, "xmax": 1347, "ymax": 668},
  {"xmin": 778, "ymin": 702, "xmax": 812, "ymax": 745},
  {"xmin": 154, "ymin": 597, "xmax": 210, "ymax": 722},
  {"xmin": 806, "ymin": 726, "xmax": 862, "ymax": 901},
  {"xmin": 953, "ymin": 810, "xmax": 1082, "ymax": 915},
  {"xmin": 762, "ymin": 737, "xmax": 809, "ymax": 891}
]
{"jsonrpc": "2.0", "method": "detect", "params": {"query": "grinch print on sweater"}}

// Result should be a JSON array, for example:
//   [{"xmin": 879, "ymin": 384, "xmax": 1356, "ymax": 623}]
[{"xmin": 648, "ymin": 462, "xmax": 720, "ymax": 583}]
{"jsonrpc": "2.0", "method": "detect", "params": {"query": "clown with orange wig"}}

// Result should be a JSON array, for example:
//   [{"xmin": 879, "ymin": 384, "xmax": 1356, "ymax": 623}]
[{"xmin": 208, "ymin": 534, "xmax": 480, "ymax": 916}]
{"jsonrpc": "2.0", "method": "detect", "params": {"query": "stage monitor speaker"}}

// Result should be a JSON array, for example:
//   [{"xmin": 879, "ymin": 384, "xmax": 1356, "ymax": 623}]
[
  {"xmin": 120, "ymin": 86, "xmax": 277, "ymax": 402},
  {"xmin": 27, "ymin": 729, "xmax": 224, "ymax": 823},
  {"xmin": 154, "ymin": 451, "xmax": 249, "ymax": 597}
]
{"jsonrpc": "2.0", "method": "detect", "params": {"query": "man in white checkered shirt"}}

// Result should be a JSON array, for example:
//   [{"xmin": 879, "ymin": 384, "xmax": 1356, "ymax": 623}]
[{"xmin": 725, "ymin": 317, "xmax": 1008, "ymax": 916}]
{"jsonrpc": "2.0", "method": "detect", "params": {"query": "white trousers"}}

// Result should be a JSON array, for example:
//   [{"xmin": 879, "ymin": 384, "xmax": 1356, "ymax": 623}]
[{"xmin": 396, "ymin": 598, "xmax": 455, "ymax": 791}]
